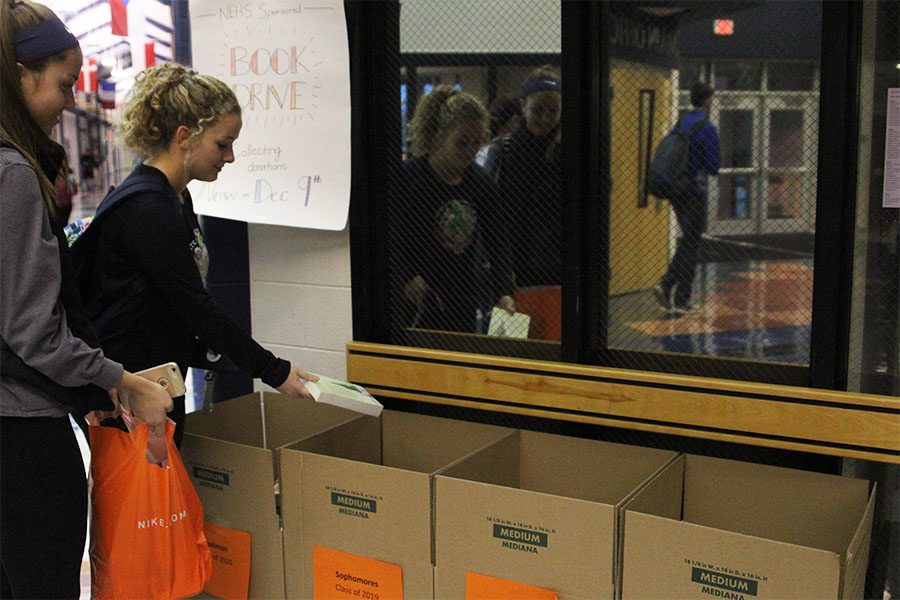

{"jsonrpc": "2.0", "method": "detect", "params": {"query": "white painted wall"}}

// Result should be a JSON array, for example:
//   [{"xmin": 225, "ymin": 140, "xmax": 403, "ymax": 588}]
[
  {"xmin": 400, "ymin": 0, "xmax": 560, "ymax": 54},
  {"xmin": 248, "ymin": 223, "xmax": 353, "ymax": 388}
]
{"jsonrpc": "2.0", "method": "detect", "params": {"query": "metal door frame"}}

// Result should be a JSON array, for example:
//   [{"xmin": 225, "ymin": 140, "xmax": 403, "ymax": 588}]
[
  {"xmin": 760, "ymin": 93, "xmax": 819, "ymax": 234},
  {"xmin": 707, "ymin": 94, "xmax": 761, "ymax": 237}
]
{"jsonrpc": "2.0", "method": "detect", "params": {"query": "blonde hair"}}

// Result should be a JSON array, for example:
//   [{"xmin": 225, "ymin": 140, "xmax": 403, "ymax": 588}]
[
  {"xmin": 407, "ymin": 86, "xmax": 488, "ymax": 158},
  {"xmin": 0, "ymin": 0, "xmax": 78, "ymax": 212},
  {"xmin": 119, "ymin": 63, "xmax": 240, "ymax": 160}
]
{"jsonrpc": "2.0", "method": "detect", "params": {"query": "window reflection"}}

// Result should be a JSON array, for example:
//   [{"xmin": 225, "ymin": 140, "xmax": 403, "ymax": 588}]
[
  {"xmin": 713, "ymin": 62, "xmax": 763, "ymax": 91},
  {"xmin": 767, "ymin": 62, "xmax": 816, "ymax": 91},
  {"xmin": 391, "ymin": 47, "xmax": 562, "ymax": 345},
  {"xmin": 390, "ymin": 0, "xmax": 822, "ymax": 376},
  {"xmin": 609, "ymin": 1, "xmax": 819, "ymax": 373}
]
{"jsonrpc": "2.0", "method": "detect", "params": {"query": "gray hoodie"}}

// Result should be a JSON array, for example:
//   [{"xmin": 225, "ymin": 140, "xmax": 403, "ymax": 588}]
[{"xmin": 0, "ymin": 148, "xmax": 122, "ymax": 417}]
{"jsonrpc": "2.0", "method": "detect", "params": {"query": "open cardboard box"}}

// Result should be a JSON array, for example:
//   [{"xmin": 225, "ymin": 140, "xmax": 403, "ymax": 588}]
[
  {"xmin": 433, "ymin": 430, "xmax": 679, "ymax": 599},
  {"xmin": 279, "ymin": 410, "xmax": 513, "ymax": 599},
  {"xmin": 181, "ymin": 392, "xmax": 364, "ymax": 599},
  {"xmin": 620, "ymin": 454, "xmax": 876, "ymax": 599}
]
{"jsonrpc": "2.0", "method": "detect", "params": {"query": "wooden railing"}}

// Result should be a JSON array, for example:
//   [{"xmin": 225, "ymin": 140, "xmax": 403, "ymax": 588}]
[{"xmin": 347, "ymin": 342, "xmax": 900, "ymax": 464}]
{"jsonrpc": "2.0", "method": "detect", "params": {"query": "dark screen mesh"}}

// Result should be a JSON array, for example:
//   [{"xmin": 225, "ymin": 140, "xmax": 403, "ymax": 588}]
[
  {"xmin": 389, "ymin": 1, "xmax": 561, "ymax": 350},
  {"xmin": 386, "ymin": 1, "xmax": 830, "ymax": 384},
  {"xmin": 380, "ymin": 2, "xmax": 897, "ymax": 596},
  {"xmin": 606, "ymin": 2, "xmax": 821, "ymax": 382}
]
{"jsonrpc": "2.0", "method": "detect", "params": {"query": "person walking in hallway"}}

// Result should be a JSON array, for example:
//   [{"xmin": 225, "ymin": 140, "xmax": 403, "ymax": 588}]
[{"xmin": 654, "ymin": 81, "xmax": 721, "ymax": 315}]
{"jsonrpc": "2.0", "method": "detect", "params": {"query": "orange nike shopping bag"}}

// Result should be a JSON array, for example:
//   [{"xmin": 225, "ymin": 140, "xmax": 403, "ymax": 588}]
[{"xmin": 88, "ymin": 413, "xmax": 212, "ymax": 599}]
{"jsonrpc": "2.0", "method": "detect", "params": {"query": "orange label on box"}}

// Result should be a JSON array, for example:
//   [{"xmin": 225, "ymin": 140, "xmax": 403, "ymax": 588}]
[
  {"xmin": 313, "ymin": 545, "xmax": 403, "ymax": 600},
  {"xmin": 466, "ymin": 571, "xmax": 558, "ymax": 600},
  {"xmin": 202, "ymin": 521, "xmax": 251, "ymax": 600}
]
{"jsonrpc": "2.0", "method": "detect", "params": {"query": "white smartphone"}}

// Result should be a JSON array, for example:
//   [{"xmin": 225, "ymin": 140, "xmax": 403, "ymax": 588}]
[{"xmin": 135, "ymin": 362, "xmax": 186, "ymax": 398}]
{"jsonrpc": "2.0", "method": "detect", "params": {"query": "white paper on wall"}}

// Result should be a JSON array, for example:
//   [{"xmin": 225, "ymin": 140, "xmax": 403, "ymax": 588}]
[
  {"xmin": 883, "ymin": 88, "xmax": 899, "ymax": 209},
  {"xmin": 188, "ymin": 0, "xmax": 351, "ymax": 230}
]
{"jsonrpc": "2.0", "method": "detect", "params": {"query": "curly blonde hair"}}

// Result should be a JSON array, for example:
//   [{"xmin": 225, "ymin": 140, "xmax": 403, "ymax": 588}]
[
  {"xmin": 407, "ymin": 86, "xmax": 488, "ymax": 158},
  {"xmin": 119, "ymin": 63, "xmax": 240, "ymax": 159}
]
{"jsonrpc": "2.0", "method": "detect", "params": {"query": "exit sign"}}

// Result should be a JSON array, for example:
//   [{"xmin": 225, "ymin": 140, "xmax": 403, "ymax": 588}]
[{"xmin": 714, "ymin": 19, "xmax": 734, "ymax": 36}]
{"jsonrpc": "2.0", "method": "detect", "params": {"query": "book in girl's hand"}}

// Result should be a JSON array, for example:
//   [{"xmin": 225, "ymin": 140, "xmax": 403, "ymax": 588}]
[{"xmin": 302, "ymin": 374, "xmax": 383, "ymax": 417}]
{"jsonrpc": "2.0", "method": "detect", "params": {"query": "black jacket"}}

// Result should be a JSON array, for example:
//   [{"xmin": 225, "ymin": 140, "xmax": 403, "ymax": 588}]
[
  {"xmin": 483, "ymin": 127, "xmax": 562, "ymax": 287},
  {"xmin": 392, "ymin": 157, "xmax": 511, "ymax": 332},
  {"xmin": 73, "ymin": 164, "xmax": 289, "ymax": 387}
]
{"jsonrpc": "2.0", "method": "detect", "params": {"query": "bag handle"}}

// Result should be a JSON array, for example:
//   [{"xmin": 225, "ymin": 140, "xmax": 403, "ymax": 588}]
[{"xmin": 85, "ymin": 407, "xmax": 171, "ymax": 466}]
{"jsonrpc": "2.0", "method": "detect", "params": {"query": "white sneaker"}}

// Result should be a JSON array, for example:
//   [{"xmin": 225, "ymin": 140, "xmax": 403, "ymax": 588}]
[
  {"xmin": 668, "ymin": 303, "xmax": 696, "ymax": 316},
  {"xmin": 652, "ymin": 284, "xmax": 673, "ymax": 310}
]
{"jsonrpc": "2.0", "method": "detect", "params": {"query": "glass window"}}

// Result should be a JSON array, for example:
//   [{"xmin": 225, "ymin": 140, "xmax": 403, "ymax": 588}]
[
  {"xmin": 385, "ymin": 0, "xmax": 831, "ymax": 383},
  {"xmin": 767, "ymin": 62, "xmax": 816, "ymax": 91},
  {"xmin": 390, "ymin": 1, "xmax": 562, "ymax": 356},
  {"xmin": 720, "ymin": 110, "xmax": 755, "ymax": 168},
  {"xmin": 768, "ymin": 110, "xmax": 804, "ymax": 168},
  {"xmin": 718, "ymin": 174, "xmax": 753, "ymax": 220},
  {"xmin": 678, "ymin": 61, "xmax": 704, "ymax": 90},
  {"xmin": 713, "ymin": 62, "xmax": 763, "ymax": 91},
  {"xmin": 766, "ymin": 173, "xmax": 803, "ymax": 219},
  {"xmin": 610, "ymin": 1, "xmax": 820, "ymax": 381}
]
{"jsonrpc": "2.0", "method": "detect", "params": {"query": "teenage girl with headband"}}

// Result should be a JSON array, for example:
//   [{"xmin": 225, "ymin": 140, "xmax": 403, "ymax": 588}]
[
  {"xmin": 0, "ymin": 2, "xmax": 172, "ymax": 596},
  {"xmin": 483, "ymin": 66, "xmax": 563, "ymax": 289}
]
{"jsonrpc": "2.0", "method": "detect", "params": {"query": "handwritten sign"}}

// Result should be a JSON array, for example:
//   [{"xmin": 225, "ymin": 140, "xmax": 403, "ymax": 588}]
[
  {"xmin": 202, "ymin": 521, "xmax": 251, "ymax": 600},
  {"xmin": 312, "ymin": 546, "xmax": 403, "ymax": 600},
  {"xmin": 189, "ymin": 0, "xmax": 351, "ymax": 230},
  {"xmin": 466, "ymin": 571, "xmax": 558, "ymax": 600}
]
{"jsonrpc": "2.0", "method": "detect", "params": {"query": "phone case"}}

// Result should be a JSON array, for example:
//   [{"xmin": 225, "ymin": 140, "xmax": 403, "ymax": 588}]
[{"xmin": 136, "ymin": 363, "xmax": 187, "ymax": 398}]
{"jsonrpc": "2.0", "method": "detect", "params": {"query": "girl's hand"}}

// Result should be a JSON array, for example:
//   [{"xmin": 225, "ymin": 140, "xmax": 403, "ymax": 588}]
[
  {"xmin": 496, "ymin": 295, "xmax": 516, "ymax": 313},
  {"xmin": 116, "ymin": 372, "xmax": 173, "ymax": 438},
  {"xmin": 277, "ymin": 364, "xmax": 319, "ymax": 400},
  {"xmin": 404, "ymin": 275, "xmax": 429, "ymax": 305}
]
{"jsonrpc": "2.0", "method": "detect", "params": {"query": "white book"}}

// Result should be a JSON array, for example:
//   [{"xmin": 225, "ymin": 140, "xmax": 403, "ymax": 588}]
[
  {"xmin": 302, "ymin": 374, "xmax": 383, "ymax": 417},
  {"xmin": 488, "ymin": 307, "xmax": 531, "ymax": 339}
]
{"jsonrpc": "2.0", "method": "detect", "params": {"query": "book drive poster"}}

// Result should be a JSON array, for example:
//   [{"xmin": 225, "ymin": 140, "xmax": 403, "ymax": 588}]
[{"xmin": 188, "ymin": 0, "xmax": 351, "ymax": 230}]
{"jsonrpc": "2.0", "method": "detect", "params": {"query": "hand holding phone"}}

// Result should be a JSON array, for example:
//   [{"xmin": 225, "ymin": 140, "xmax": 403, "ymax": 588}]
[
  {"xmin": 115, "ymin": 367, "xmax": 177, "ymax": 438},
  {"xmin": 134, "ymin": 362, "xmax": 186, "ymax": 398}
]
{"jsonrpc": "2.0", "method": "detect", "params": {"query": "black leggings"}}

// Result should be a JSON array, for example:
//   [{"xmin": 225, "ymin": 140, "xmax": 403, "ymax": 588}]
[{"xmin": 1, "ymin": 416, "xmax": 87, "ymax": 599}]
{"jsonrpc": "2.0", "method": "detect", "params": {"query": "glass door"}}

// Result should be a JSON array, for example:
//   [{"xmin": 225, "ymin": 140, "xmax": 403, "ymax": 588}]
[
  {"xmin": 761, "ymin": 95, "xmax": 817, "ymax": 233},
  {"xmin": 708, "ymin": 95, "xmax": 760, "ymax": 237}
]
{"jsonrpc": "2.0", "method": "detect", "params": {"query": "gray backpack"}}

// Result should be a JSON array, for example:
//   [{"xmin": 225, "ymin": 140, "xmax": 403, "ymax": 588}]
[{"xmin": 645, "ymin": 117, "xmax": 707, "ymax": 201}]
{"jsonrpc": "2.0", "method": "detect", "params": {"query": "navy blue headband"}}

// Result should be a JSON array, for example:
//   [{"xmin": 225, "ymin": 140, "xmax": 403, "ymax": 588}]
[
  {"xmin": 522, "ymin": 77, "xmax": 561, "ymax": 98},
  {"xmin": 14, "ymin": 14, "xmax": 79, "ymax": 63}
]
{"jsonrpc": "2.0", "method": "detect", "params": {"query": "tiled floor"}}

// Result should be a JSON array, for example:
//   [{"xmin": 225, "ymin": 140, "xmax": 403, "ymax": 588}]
[{"xmin": 610, "ymin": 259, "xmax": 813, "ymax": 364}]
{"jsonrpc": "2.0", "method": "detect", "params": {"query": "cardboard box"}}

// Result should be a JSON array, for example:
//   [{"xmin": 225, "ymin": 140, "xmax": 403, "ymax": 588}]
[
  {"xmin": 433, "ymin": 431, "xmax": 679, "ymax": 600},
  {"xmin": 182, "ymin": 392, "xmax": 365, "ymax": 599},
  {"xmin": 279, "ymin": 411, "xmax": 514, "ymax": 599},
  {"xmin": 621, "ymin": 455, "xmax": 876, "ymax": 599}
]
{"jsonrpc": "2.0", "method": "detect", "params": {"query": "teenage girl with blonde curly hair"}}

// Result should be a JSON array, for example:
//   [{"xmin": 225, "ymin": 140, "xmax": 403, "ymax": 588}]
[
  {"xmin": 73, "ymin": 63, "xmax": 317, "ymax": 448},
  {"xmin": 394, "ymin": 85, "xmax": 512, "ymax": 333}
]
